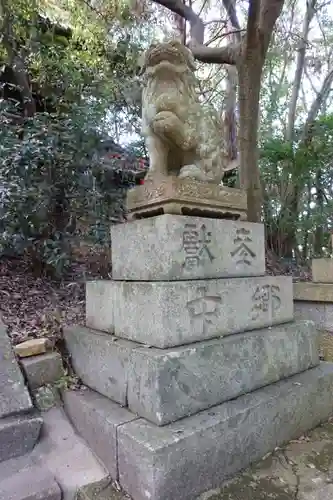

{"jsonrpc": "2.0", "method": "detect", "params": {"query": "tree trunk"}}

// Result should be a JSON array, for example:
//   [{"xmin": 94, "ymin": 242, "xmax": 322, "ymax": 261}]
[
  {"xmin": 238, "ymin": 59, "xmax": 263, "ymax": 222},
  {"xmin": 313, "ymin": 167, "xmax": 324, "ymax": 256}
]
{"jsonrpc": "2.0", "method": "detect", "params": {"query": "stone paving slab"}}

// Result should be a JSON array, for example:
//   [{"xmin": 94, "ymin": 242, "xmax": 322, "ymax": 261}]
[
  {"xmin": 127, "ymin": 320, "xmax": 319, "ymax": 425},
  {"xmin": 0, "ymin": 463, "xmax": 61, "ymax": 500},
  {"xmin": 199, "ymin": 417, "xmax": 333, "ymax": 500},
  {"xmin": 31, "ymin": 407, "xmax": 110, "ymax": 500},
  {"xmin": 118, "ymin": 363, "xmax": 333, "ymax": 500},
  {"xmin": 113, "ymin": 275, "xmax": 293, "ymax": 347},
  {"xmin": 111, "ymin": 215, "xmax": 265, "ymax": 281},
  {"xmin": 0, "ymin": 319, "xmax": 33, "ymax": 418}
]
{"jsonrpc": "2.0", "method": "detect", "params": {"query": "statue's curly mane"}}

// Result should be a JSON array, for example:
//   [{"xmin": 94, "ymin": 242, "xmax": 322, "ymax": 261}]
[{"xmin": 142, "ymin": 40, "xmax": 199, "ymax": 110}]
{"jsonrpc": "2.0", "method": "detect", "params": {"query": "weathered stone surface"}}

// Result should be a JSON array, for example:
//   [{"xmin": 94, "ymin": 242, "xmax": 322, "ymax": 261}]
[
  {"xmin": 118, "ymin": 363, "xmax": 333, "ymax": 500},
  {"xmin": 0, "ymin": 320, "xmax": 33, "ymax": 418},
  {"xmin": 21, "ymin": 352, "xmax": 64, "ymax": 389},
  {"xmin": 63, "ymin": 388, "xmax": 138, "ymax": 479},
  {"xmin": 0, "ymin": 415, "xmax": 42, "ymax": 462},
  {"xmin": 14, "ymin": 338, "xmax": 50, "ymax": 358},
  {"xmin": 31, "ymin": 407, "xmax": 109, "ymax": 500},
  {"xmin": 86, "ymin": 280, "xmax": 116, "ymax": 333},
  {"xmin": 127, "ymin": 320, "xmax": 319, "ymax": 425},
  {"xmin": 113, "ymin": 276, "xmax": 293, "ymax": 347},
  {"xmin": 112, "ymin": 215, "xmax": 265, "ymax": 281},
  {"xmin": 141, "ymin": 41, "xmax": 231, "ymax": 186},
  {"xmin": 0, "ymin": 465, "xmax": 61, "ymax": 500},
  {"xmin": 312, "ymin": 258, "xmax": 333, "ymax": 283},
  {"xmin": 294, "ymin": 302, "xmax": 333, "ymax": 332},
  {"xmin": 127, "ymin": 176, "xmax": 247, "ymax": 220},
  {"xmin": 294, "ymin": 282, "xmax": 333, "ymax": 302},
  {"xmin": 64, "ymin": 326, "xmax": 138, "ymax": 404}
]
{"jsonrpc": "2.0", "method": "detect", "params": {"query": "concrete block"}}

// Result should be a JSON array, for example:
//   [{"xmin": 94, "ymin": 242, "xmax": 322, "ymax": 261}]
[
  {"xmin": 0, "ymin": 464, "xmax": 61, "ymax": 500},
  {"xmin": 113, "ymin": 276, "xmax": 293, "ymax": 347},
  {"xmin": 127, "ymin": 320, "xmax": 319, "ymax": 425},
  {"xmin": 118, "ymin": 363, "xmax": 333, "ymax": 500},
  {"xmin": 14, "ymin": 338, "xmax": 50, "ymax": 358},
  {"xmin": 64, "ymin": 326, "xmax": 139, "ymax": 404},
  {"xmin": 0, "ymin": 321, "xmax": 33, "ymax": 418},
  {"xmin": 312, "ymin": 258, "xmax": 333, "ymax": 283},
  {"xmin": 86, "ymin": 280, "xmax": 116, "ymax": 332},
  {"xmin": 0, "ymin": 415, "xmax": 42, "ymax": 462},
  {"xmin": 111, "ymin": 215, "xmax": 265, "ymax": 281},
  {"xmin": 21, "ymin": 352, "xmax": 64, "ymax": 389},
  {"xmin": 63, "ymin": 388, "xmax": 138, "ymax": 479}
]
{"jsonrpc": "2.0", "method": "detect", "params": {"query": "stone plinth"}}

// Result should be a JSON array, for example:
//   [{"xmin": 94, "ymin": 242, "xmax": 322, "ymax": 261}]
[
  {"xmin": 63, "ymin": 364, "xmax": 333, "ymax": 500},
  {"xmin": 86, "ymin": 280, "xmax": 116, "ymax": 333},
  {"xmin": 64, "ymin": 326, "xmax": 137, "ymax": 405},
  {"xmin": 64, "ymin": 321, "xmax": 317, "ymax": 426},
  {"xmin": 118, "ymin": 363, "xmax": 333, "ymax": 500},
  {"xmin": 126, "ymin": 321, "xmax": 319, "ymax": 425},
  {"xmin": 294, "ymin": 282, "xmax": 333, "ymax": 302},
  {"xmin": 294, "ymin": 281, "xmax": 333, "ymax": 360},
  {"xmin": 127, "ymin": 176, "xmax": 247, "ymax": 220},
  {"xmin": 99, "ymin": 276, "xmax": 293, "ymax": 347},
  {"xmin": 312, "ymin": 258, "xmax": 333, "ymax": 283},
  {"xmin": 111, "ymin": 215, "xmax": 265, "ymax": 281}
]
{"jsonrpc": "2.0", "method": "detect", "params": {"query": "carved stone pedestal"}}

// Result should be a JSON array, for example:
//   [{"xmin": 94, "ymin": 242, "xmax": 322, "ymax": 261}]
[
  {"xmin": 64, "ymin": 185, "xmax": 333, "ymax": 500},
  {"xmin": 127, "ymin": 176, "xmax": 247, "ymax": 220}
]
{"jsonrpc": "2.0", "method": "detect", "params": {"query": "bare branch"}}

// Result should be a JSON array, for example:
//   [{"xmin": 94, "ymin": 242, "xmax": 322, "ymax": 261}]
[
  {"xmin": 286, "ymin": 0, "xmax": 317, "ymax": 142},
  {"xmin": 152, "ymin": 0, "xmax": 240, "ymax": 64},
  {"xmin": 302, "ymin": 66, "xmax": 333, "ymax": 142}
]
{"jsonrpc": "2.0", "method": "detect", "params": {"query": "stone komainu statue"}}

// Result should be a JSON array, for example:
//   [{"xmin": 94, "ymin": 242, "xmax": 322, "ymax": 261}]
[{"xmin": 140, "ymin": 40, "xmax": 229, "ymax": 185}]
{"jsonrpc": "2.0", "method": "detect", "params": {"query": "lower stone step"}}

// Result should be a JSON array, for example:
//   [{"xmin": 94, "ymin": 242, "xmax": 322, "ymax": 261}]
[
  {"xmin": 63, "ymin": 363, "xmax": 333, "ymax": 500},
  {"xmin": 30, "ymin": 407, "xmax": 110, "ymax": 500},
  {"xmin": 65, "ymin": 320, "xmax": 319, "ymax": 425},
  {"xmin": 0, "ymin": 459, "xmax": 61, "ymax": 500},
  {"xmin": 0, "ymin": 414, "xmax": 42, "ymax": 462}
]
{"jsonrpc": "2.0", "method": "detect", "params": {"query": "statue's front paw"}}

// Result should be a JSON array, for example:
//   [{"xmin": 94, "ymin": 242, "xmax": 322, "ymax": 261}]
[{"xmin": 178, "ymin": 165, "xmax": 211, "ymax": 182}]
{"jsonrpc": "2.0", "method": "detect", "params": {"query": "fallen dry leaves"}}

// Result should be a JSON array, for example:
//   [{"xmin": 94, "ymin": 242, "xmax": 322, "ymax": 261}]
[
  {"xmin": 0, "ymin": 257, "xmax": 85, "ymax": 345},
  {"xmin": 0, "ymin": 249, "xmax": 311, "ymax": 347}
]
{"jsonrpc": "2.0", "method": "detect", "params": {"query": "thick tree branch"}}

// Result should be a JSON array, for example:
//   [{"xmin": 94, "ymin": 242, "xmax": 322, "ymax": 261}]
[
  {"xmin": 259, "ymin": 0, "xmax": 286, "ymax": 36},
  {"xmin": 301, "ymin": 66, "xmax": 333, "ymax": 142},
  {"xmin": 286, "ymin": 0, "xmax": 316, "ymax": 142},
  {"xmin": 152, "ymin": 0, "xmax": 240, "ymax": 64}
]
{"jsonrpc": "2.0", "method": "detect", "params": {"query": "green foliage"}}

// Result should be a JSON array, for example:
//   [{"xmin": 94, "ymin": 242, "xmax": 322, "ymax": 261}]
[{"xmin": 0, "ymin": 0, "xmax": 145, "ymax": 278}]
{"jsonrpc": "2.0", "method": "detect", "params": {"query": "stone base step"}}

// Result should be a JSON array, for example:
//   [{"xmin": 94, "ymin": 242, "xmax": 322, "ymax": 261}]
[
  {"xmin": 29, "ymin": 407, "xmax": 111, "ymax": 500},
  {"xmin": 86, "ymin": 276, "xmax": 293, "ymax": 348},
  {"xmin": 63, "ymin": 363, "xmax": 333, "ymax": 500},
  {"xmin": 0, "ymin": 455, "xmax": 61, "ymax": 500},
  {"xmin": 0, "ymin": 414, "xmax": 42, "ymax": 462},
  {"xmin": 65, "ymin": 320, "xmax": 319, "ymax": 426}
]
